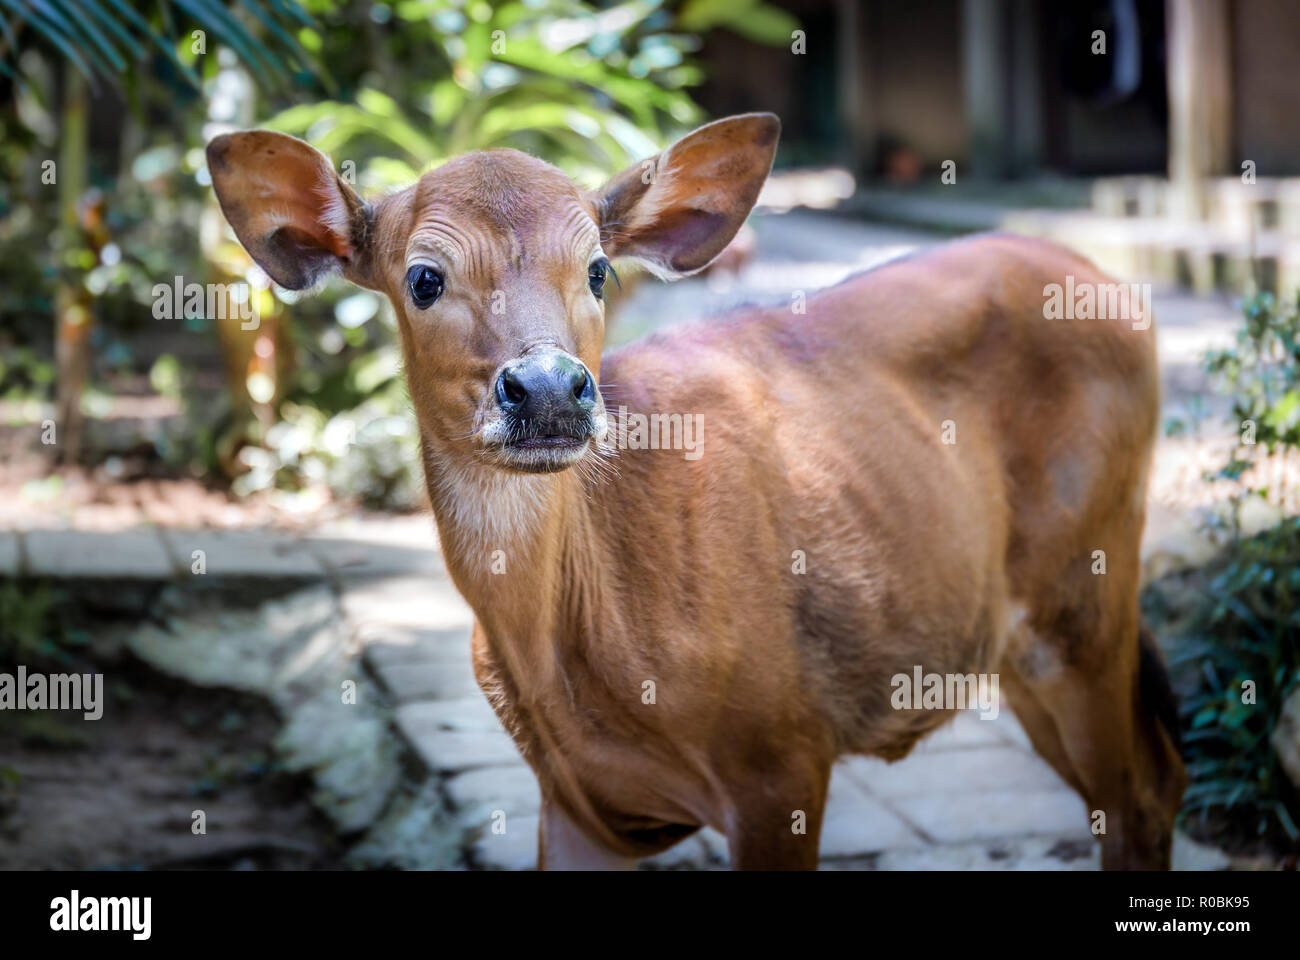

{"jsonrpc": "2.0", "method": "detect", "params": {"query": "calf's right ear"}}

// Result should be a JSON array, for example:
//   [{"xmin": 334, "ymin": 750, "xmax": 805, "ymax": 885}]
[
  {"xmin": 592, "ymin": 112, "xmax": 779, "ymax": 279},
  {"xmin": 205, "ymin": 130, "xmax": 375, "ymax": 291}
]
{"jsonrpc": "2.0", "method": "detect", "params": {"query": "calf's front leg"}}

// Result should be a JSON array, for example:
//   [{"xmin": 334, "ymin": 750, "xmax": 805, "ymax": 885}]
[
  {"xmin": 538, "ymin": 798, "xmax": 639, "ymax": 871},
  {"xmin": 725, "ymin": 763, "xmax": 830, "ymax": 870}
]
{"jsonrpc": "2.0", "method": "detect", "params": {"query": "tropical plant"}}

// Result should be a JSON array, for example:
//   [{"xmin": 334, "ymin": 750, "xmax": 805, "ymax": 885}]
[
  {"xmin": 1, "ymin": 0, "xmax": 800, "ymax": 502},
  {"xmin": 1204, "ymin": 291, "xmax": 1300, "ymax": 512},
  {"xmin": 1145, "ymin": 290, "xmax": 1300, "ymax": 852},
  {"xmin": 1153, "ymin": 517, "xmax": 1300, "ymax": 847},
  {"xmin": 268, "ymin": 0, "xmax": 689, "ymax": 188},
  {"xmin": 0, "ymin": 579, "xmax": 86, "ymax": 667},
  {"xmin": 233, "ymin": 0, "xmax": 800, "ymax": 509},
  {"xmin": 0, "ymin": 0, "xmax": 317, "ymax": 88},
  {"xmin": 3, "ymin": 0, "xmax": 321, "ymax": 461},
  {"xmin": 267, "ymin": 0, "xmax": 798, "ymax": 186}
]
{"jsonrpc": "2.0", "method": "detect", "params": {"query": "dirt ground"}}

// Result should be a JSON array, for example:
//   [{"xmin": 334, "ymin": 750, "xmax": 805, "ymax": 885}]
[{"xmin": 0, "ymin": 654, "xmax": 345, "ymax": 870}]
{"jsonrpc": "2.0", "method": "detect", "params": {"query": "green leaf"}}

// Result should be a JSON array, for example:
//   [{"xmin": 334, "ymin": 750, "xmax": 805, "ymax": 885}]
[
  {"xmin": 237, "ymin": 0, "xmax": 313, "ymax": 73},
  {"xmin": 725, "ymin": 5, "xmax": 800, "ymax": 46},
  {"xmin": 6, "ymin": 0, "xmax": 98, "ymax": 81},
  {"xmin": 265, "ymin": 0, "xmax": 314, "ymax": 29},
  {"xmin": 8, "ymin": 0, "xmax": 312, "ymax": 89},
  {"xmin": 171, "ymin": 0, "xmax": 275, "ymax": 86},
  {"xmin": 1265, "ymin": 389, "xmax": 1300, "ymax": 431},
  {"xmin": 100, "ymin": 0, "xmax": 200, "ymax": 86},
  {"xmin": 69, "ymin": 0, "xmax": 147, "ymax": 61},
  {"xmin": 50, "ymin": 0, "xmax": 127, "ymax": 72},
  {"xmin": 679, "ymin": 0, "xmax": 756, "ymax": 32}
]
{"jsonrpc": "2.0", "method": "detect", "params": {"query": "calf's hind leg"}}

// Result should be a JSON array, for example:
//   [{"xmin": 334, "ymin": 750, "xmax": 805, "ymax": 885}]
[{"xmin": 1015, "ymin": 597, "xmax": 1186, "ymax": 870}]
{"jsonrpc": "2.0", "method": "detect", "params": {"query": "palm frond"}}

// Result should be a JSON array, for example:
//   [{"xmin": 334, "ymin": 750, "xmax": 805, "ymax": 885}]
[{"xmin": 0, "ymin": 0, "xmax": 319, "ymax": 90}]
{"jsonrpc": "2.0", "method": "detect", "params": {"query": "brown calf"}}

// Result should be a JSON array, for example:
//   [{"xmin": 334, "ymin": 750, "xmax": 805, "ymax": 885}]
[{"xmin": 207, "ymin": 112, "xmax": 1186, "ymax": 869}]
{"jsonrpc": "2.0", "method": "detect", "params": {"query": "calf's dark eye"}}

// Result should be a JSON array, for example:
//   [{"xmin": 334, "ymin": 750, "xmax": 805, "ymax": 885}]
[
  {"xmin": 588, "ymin": 258, "xmax": 609, "ymax": 298},
  {"xmin": 406, "ymin": 265, "xmax": 444, "ymax": 307}
]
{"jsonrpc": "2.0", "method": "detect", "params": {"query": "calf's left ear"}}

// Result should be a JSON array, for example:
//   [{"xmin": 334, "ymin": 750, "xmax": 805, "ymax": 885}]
[
  {"xmin": 591, "ymin": 112, "xmax": 779, "ymax": 279},
  {"xmin": 206, "ymin": 130, "xmax": 375, "ymax": 291}
]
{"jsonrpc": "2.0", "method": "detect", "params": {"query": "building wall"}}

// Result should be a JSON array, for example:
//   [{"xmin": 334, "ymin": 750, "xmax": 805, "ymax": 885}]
[
  {"xmin": 1232, "ymin": 0, "xmax": 1300, "ymax": 175},
  {"xmin": 691, "ymin": 0, "xmax": 840, "ymax": 167},
  {"xmin": 693, "ymin": 0, "xmax": 1300, "ymax": 180},
  {"xmin": 692, "ymin": 0, "xmax": 966, "ymax": 173},
  {"xmin": 863, "ymin": 0, "xmax": 966, "ymax": 169}
]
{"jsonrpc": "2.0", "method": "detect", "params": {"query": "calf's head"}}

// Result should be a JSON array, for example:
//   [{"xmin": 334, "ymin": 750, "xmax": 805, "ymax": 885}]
[{"xmin": 206, "ymin": 113, "xmax": 779, "ymax": 475}]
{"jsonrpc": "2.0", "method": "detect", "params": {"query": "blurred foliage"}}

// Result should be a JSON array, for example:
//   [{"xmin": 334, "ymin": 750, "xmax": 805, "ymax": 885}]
[
  {"xmin": 267, "ymin": 0, "xmax": 796, "ymax": 185},
  {"xmin": 0, "ymin": 579, "xmax": 95, "ymax": 753},
  {"xmin": 1205, "ymin": 291, "xmax": 1300, "ymax": 486},
  {"xmin": 1146, "ymin": 291, "xmax": 1300, "ymax": 852},
  {"xmin": 0, "ymin": 344, "xmax": 56, "ymax": 403},
  {"xmin": 1163, "ymin": 519, "xmax": 1300, "ymax": 846},
  {"xmin": 0, "ymin": 580, "xmax": 89, "ymax": 668},
  {"xmin": 1, "ymin": 0, "xmax": 797, "ymax": 510},
  {"xmin": 0, "ymin": 0, "xmax": 318, "ymax": 89},
  {"xmin": 229, "ymin": 311, "xmax": 424, "ymax": 508}
]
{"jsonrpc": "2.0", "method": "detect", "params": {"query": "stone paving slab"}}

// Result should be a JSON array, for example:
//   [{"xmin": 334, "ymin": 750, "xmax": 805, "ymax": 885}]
[
  {"xmin": 820, "ymin": 770, "xmax": 927, "ymax": 857},
  {"xmin": 3, "ymin": 521, "xmax": 464, "ymax": 586},
  {"xmin": 842, "ymin": 744, "xmax": 1069, "ymax": 799},
  {"xmin": 394, "ymin": 708, "xmax": 523, "ymax": 774},
  {"xmin": 473, "ymin": 814, "xmax": 540, "ymax": 870},
  {"xmin": 360, "ymin": 626, "xmax": 473, "ymax": 668},
  {"xmin": 159, "ymin": 528, "xmax": 326, "ymax": 579},
  {"xmin": 696, "ymin": 827, "xmax": 729, "ymax": 863},
  {"xmin": 642, "ymin": 835, "xmax": 721, "ymax": 869},
  {"xmin": 341, "ymin": 575, "xmax": 474, "ymax": 631},
  {"xmin": 25, "ymin": 528, "xmax": 174, "ymax": 578},
  {"xmin": 0, "ymin": 531, "xmax": 20, "ymax": 575},
  {"xmin": 862, "ymin": 836, "xmax": 1100, "ymax": 871},
  {"xmin": 308, "ymin": 515, "xmax": 440, "ymax": 550},
  {"xmin": 851, "ymin": 831, "xmax": 1230, "ymax": 871},
  {"xmin": 447, "ymin": 764, "xmax": 542, "ymax": 819},
  {"xmin": 899, "ymin": 788, "xmax": 1093, "ymax": 845},
  {"xmin": 394, "ymin": 695, "xmax": 501, "ymax": 733},
  {"xmin": 374, "ymin": 657, "xmax": 481, "ymax": 702},
  {"xmin": 305, "ymin": 519, "xmax": 444, "ymax": 579}
]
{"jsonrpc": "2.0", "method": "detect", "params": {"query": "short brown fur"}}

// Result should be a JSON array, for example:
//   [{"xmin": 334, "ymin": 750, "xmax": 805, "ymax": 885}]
[{"xmin": 207, "ymin": 113, "xmax": 1186, "ymax": 870}]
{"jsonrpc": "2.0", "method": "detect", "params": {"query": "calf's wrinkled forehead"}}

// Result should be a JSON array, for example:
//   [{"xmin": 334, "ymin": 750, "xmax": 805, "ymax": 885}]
[{"xmin": 391, "ymin": 149, "xmax": 600, "ymax": 268}]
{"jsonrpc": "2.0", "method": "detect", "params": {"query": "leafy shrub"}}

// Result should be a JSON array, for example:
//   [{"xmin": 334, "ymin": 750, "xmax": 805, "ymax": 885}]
[
  {"xmin": 1152, "ymin": 519, "xmax": 1300, "ymax": 845},
  {"xmin": 269, "ymin": 0, "xmax": 798, "ymax": 188},
  {"xmin": 0, "ymin": 581, "xmax": 88, "ymax": 668},
  {"xmin": 1204, "ymin": 291, "xmax": 1300, "ymax": 511},
  {"xmin": 1148, "ymin": 291, "xmax": 1300, "ymax": 850}
]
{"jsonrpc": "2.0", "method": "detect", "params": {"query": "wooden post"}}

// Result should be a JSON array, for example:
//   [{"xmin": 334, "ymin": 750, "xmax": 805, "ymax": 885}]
[
  {"xmin": 836, "ymin": 0, "xmax": 873, "ymax": 180},
  {"xmin": 963, "ymin": 0, "xmax": 1010, "ymax": 178},
  {"xmin": 1007, "ymin": 0, "xmax": 1044, "ymax": 175},
  {"xmin": 54, "ymin": 65, "xmax": 90, "ymax": 465},
  {"xmin": 1166, "ymin": 0, "xmax": 1233, "ymax": 220}
]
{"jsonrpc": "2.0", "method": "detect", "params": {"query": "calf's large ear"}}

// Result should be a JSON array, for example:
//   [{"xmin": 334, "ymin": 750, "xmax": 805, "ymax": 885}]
[
  {"xmin": 591, "ymin": 112, "xmax": 779, "ymax": 279},
  {"xmin": 206, "ymin": 130, "xmax": 375, "ymax": 290}
]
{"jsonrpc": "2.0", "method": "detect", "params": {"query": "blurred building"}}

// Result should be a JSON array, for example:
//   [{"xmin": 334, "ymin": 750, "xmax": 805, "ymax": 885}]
[
  {"xmin": 696, "ymin": 0, "xmax": 1300, "ymax": 294},
  {"xmin": 699, "ymin": 0, "xmax": 1298, "ymax": 181}
]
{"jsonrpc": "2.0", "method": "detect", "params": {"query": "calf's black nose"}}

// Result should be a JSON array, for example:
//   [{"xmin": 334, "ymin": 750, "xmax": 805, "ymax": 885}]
[{"xmin": 495, "ymin": 353, "xmax": 596, "ymax": 424}]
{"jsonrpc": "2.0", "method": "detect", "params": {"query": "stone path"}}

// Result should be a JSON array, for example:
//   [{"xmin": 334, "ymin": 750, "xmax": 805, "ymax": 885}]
[
  {"xmin": 362, "ymin": 604, "xmax": 1225, "ymax": 869},
  {"xmin": 338, "ymin": 517, "xmax": 1227, "ymax": 869},
  {"xmin": 3, "ymin": 512, "xmax": 1230, "ymax": 869}
]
